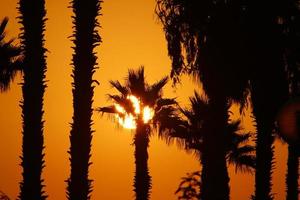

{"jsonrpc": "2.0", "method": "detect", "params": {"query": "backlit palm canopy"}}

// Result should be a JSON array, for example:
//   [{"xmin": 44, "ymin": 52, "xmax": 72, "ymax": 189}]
[
  {"xmin": 0, "ymin": 17, "xmax": 22, "ymax": 92},
  {"xmin": 98, "ymin": 66, "xmax": 176, "ymax": 130},
  {"xmin": 156, "ymin": 92, "xmax": 255, "ymax": 172},
  {"xmin": 156, "ymin": 92, "xmax": 255, "ymax": 199}
]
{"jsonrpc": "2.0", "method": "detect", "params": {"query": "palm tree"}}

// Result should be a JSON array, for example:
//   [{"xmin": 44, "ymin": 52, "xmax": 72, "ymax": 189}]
[
  {"xmin": 18, "ymin": 0, "xmax": 48, "ymax": 199},
  {"xmin": 0, "ymin": 17, "xmax": 22, "ymax": 92},
  {"xmin": 156, "ymin": 92, "xmax": 255, "ymax": 200},
  {"xmin": 156, "ymin": 1, "xmax": 251, "ymax": 199},
  {"xmin": 156, "ymin": 1, "xmax": 291, "ymax": 199},
  {"xmin": 281, "ymin": 2, "xmax": 300, "ymax": 199},
  {"xmin": 98, "ymin": 66, "xmax": 176, "ymax": 200},
  {"xmin": 66, "ymin": 0, "xmax": 101, "ymax": 199}
]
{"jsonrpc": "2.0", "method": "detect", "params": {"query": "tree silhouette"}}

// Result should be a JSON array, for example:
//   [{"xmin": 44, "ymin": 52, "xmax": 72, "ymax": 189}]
[
  {"xmin": 66, "ymin": 0, "xmax": 101, "ymax": 199},
  {"xmin": 281, "ymin": 1, "xmax": 300, "ymax": 199},
  {"xmin": 156, "ymin": 1, "xmax": 293, "ymax": 199},
  {"xmin": 175, "ymin": 171, "xmax": 201, "ymax": 200},
  {"xmin": 156, "ymin": 1, "xmax": 251, "ymax": 199},
  {"xmin": 17, "ymin": 0, "xmax": 48, "ymax": 199},
  {"xmin": 98, "ymin": 66, "xmax": 176, "ymax": 200},
  {"xmin": 0, "ymin": 17, "xmax": 22, "ymax": 92},
  {"xmin": 243, "ymin": 3, "xmax": 289, "ymax": 200},
  {"xmin": 157, "ymin": 92, "xmax": 255, "ymax": 200}
]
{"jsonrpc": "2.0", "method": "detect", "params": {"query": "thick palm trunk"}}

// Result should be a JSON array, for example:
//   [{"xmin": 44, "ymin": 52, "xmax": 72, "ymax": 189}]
[
  {"xmin": 133, "ymin": 122, "xmax": 151, "ymax": 200},
  {"xmin": 67, "ymin": 0, "xmax": 101, "ymax": 199},
  {"xmin": 200, "ymin": 98, "xmax": 230, "ymax": 200},
  {"xmin": 286, "ymin": 144, "xmax": 299, "ymax": 200},
  {"xmin": 18, "ymin": 0, "xmax": 47, "ymax": 199}
]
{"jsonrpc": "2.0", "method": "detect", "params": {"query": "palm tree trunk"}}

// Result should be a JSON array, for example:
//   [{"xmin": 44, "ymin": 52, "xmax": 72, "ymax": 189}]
[
  {"xmin": 18, "ymin": 0, "xmax": 47, "ymax": 199},
  {"xmin": 67, "ymin": 0, "xmax": 101, "ymax": 199},
  {"xmin": 286, "ymin": 144, "xmax": 299, "ymax": 200},
  {"xmin": 133, "ymin": 122, "xmax": 151, "ymax": 200},
  {"xmin": 254, "ymin": 116, "xmax": 274, "ymax": 200},
  {"xmin": 200, "ymin": 98, "xmax": 230, "ymax": 200}
]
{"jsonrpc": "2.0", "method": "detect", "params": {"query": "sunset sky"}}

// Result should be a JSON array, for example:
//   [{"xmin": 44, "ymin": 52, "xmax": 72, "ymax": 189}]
[{"xmin": 0, "ymin": 0, "xmax": 288, "ymax": 199}]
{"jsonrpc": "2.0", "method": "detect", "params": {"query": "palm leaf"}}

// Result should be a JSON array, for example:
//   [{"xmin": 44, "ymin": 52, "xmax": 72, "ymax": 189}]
[{"xmin": 109, "ymin": 80, "xmax": 128, "ymax": 96}]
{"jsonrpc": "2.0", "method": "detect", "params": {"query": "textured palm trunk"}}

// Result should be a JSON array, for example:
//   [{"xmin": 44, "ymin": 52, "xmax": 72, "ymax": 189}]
[
  {"xmin": 67, "ymin": 0, "xmax": 101, "ymax": 199},
  {"xmin": 133, "ymin": 121, "xmax": 151, "ymax": 200},
  {"xmin": 253, "ymin": 114, "xmax": 274, "ymax": 200},
  {"xmin": 286, "ymin": 144, "xmax": 299, "ymax": 200},
  {"xmin": 18, "ymin": 0, "xmax": 47, "ymax": 199},
  {"xmin": 200, "ymin": 98, "xmax": 230, "ymax": 200},
  {"xmin": 251, "ymin": 59, "xmax": 288, "ymax": 200},
  {"xmin": 251, "ymin": 60, "xmax": 289, "ymax": 200}
]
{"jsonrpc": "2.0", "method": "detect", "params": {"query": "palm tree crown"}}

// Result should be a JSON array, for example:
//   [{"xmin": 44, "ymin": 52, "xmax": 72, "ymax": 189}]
[
  {"xmin": 98, "ymin": 66, "xmax": 176, "ymax": 129},
  {"xmin": 158, "ymin": 92, "xmax": 255, "ymax": 200}
]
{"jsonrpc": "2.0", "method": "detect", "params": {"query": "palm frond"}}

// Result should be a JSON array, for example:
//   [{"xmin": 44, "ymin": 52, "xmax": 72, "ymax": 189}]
[
  {"xmin": 127, "ymin": 66, "xmax": 146, "ymax": 96},
  {"xmin": 96, "ymin": 106, "xmax": 117, "ymax": 114},
  {"xmin": 0, "ymin": 17, "xmax": 8, "ymax": 42},
  {"xmin": 0, "ymin": 17, "xmax": 23, "ymax": 92},
  {"xmin": 155, "ymin": 98, "xmax": 177, "ymax": 111},
  {"xmin": 109, "ymin": 80, "xmax": 128, "ymax": 96},
  {"xmin": 145, "ymin": 76, "xmax": 168, "ymax": 105}
]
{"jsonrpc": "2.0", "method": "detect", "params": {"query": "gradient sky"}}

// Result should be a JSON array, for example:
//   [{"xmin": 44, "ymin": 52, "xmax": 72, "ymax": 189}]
[{"xmin": 0, "ymin": 0, "xmax": 288, "ymax": 199}]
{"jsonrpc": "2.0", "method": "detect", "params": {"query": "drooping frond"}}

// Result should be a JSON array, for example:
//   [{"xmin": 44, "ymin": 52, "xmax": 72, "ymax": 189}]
[{"xmin": 96, "ymin": 106, "xmax": 117, "ymax": 114}]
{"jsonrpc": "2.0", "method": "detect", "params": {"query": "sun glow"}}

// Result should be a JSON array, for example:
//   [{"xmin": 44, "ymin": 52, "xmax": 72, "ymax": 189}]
[
  {"xmin": 114, "ymin": 95, "xmax": 154, "ymax": 129},
  {"xmin": 143, "ymin": 106, "xmax": 154, "ymax": 123},
  {"xmin": 127, "ymin": 95, "xmax": 140, "ymax": 114}
]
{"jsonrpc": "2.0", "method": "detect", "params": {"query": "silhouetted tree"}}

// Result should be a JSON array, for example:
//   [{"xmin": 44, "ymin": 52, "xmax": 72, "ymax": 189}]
[
  {"xmin": 156, "ymin": 1, "xmax": 292, "ymax": 199},
  {"xmin": 0, "ymin": 17, "xmax": 22, "ymax": 92},
  {"xmin": 243, "ymin": 1, "xmax": 290, "ymax": 199},
  {"xmin": 156, "ymin": 1, "xmax": 251, "ymax": 199},
  {"xmin": 66, "ymin": 0, "xmax": 101, "ymax": 199},
  {"xmin": 98, "ymin": 66, "xmax": 176, "ymax": 200},
  {"xmin": 157, "ymin": 92, "xmax": 255, "ymax": 200},
  {"xmin": 282, "ymin": 1, "xmax": 300, "ymax": 199},
  {"xmin": 18, "ymin": 0, "xmax": 47, "ymax": 199},
  {"xmin": 175, "ymin": 171, "xmax": 201, "ymax": 200}
]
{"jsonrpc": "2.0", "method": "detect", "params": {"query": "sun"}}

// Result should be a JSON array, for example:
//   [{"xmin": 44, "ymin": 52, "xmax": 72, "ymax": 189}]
[{"xmin": 114, "ymin": 95, "xmax": 154, "ymax": 129}]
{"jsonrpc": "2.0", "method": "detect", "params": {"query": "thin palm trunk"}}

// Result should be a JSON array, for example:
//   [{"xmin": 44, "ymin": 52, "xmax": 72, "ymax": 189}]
[
  {"xmin": 201, "ymin": 98, "xmax": 230, "ymax": 200},
  {"xmin": 134, "ymin": 121, "xmax": 151, "ymax": 200},
  {"xmin": 253, "ymin": 116, "xmax": 274, "ymax": 200},
  {"xmin": 286, "ymin": 144, "xmax": 299, "ymax": 200},
  {"xmin": 67, "ymin": 0, "xmax": 101, "ymax": 199},
  {"xmin": 18, "ymin": 0, "xmax": 47, "ymax": 199}
]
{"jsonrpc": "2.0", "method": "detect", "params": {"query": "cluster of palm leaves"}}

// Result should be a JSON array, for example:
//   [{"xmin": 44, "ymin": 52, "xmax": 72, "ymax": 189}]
[
  {"xmin": 0, "ymin": 18, "xmax": 22, "ymax": 92},
  {"xmin": 156, "ymin": 0, "xmax": 300, "ymax": 200}
]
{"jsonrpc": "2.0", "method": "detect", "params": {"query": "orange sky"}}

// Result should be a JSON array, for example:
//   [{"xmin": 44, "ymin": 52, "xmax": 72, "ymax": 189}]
[{"xmin": 0, "ymin": 0, "xmax": 288, "ymax": 199}]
